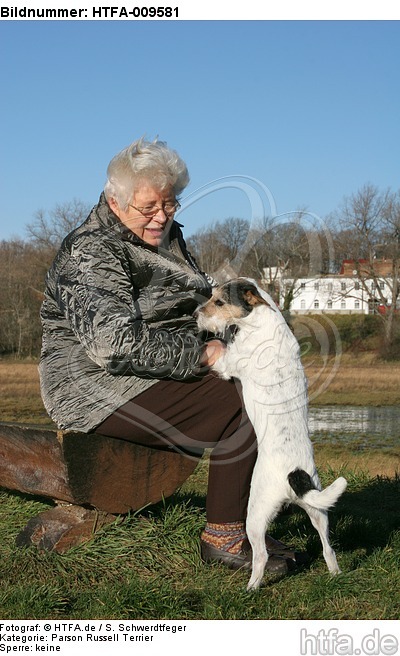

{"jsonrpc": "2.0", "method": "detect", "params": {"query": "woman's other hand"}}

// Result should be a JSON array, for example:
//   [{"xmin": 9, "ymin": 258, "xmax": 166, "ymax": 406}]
[{"xmin": 200, "ymin": 340, "xmax": 226, "ymax": 367}]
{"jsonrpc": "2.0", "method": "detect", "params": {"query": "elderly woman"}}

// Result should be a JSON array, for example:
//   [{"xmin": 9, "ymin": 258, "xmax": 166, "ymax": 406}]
[{"xmin": 39, "ymin": 138, "xmax": 301, "ymax": 574}]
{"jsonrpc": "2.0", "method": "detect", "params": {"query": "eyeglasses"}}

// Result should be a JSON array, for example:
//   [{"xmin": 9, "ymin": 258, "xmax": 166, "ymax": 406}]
[{"xmin": 128, "ymin": 200, "xmax": 181, "ymax": 219}]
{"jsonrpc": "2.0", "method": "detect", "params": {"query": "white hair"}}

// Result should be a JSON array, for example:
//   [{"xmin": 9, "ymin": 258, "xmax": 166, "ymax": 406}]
[{"xmin": 104, "ymin": 137, "xmax": 190, "ymax": 209}]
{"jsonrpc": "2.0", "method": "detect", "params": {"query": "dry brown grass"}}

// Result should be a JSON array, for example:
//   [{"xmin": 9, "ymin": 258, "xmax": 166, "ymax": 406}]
[
  {"xmin": 304, "ymin": 352, "xmax": 400, "ymax": 405},
  {"xmin": 0, "ymin": 359, "xmax": 53, "ymax": 425},
  {"xmin": 3, "ymin": 353, "xmax": 399, "ymax": 418}
]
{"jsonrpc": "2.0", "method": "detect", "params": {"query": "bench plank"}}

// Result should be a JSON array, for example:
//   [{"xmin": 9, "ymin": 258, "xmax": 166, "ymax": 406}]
[{"xmin": 0, "ymin": 423, "xmax": 199, "ymax": 514}]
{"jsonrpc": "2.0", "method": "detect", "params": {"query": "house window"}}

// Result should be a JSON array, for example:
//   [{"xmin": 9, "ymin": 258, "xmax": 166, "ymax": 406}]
[
  {"xmin": 314, "ymin": 282, "xmax": 319, "ymax": 291},
  {"xmin": 341, "ymin": 282, "xmax": 346, "ymax": 291},
  {"xmin": 328, "ymin": 283, "xmax": 333, "ymax": 292},
  {"xmin": 355, "ymin": 281, "xmax": 360, "ymax": 290},
  {"xmin": 355, "ymin": 300, "xmax": 360, "ymax": 309},
  {"xmin": 379, "ymin": 281, "xmax": 385, "ymax": 290},
  {"xmin": 300, "ymin": 282, "xmax": 306, "ymax": 290},
  {"xmin": 341, "ymin": 300, "xmax": 346, "ymax": 309},
  {"xmin": 314, "ymin": 300, "xmax": 319, "ymax": 309},
  {"xmin": 327, "ymin": 300, "xmax": 333, "ymax": 309}
]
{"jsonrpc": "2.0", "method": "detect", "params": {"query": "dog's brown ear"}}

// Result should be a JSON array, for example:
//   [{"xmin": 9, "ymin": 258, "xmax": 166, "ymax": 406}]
[{"xmin": 242, "ymin": 288, "xmax": 275, "ymax": 310}]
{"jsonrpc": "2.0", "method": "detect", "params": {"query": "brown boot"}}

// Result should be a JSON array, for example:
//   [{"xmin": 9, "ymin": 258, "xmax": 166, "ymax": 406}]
[{"xmin": 200, "ymin": 539, "xmax": 289, "ymax": 576}]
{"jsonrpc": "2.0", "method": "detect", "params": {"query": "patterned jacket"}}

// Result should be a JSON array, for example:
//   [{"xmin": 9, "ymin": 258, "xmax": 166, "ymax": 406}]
[{"xmin": 39, "ymin": 193, "xmax": 213, "ymax": 432}]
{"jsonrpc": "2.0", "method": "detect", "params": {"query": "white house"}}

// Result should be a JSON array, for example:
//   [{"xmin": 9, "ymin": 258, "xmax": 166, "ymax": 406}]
[{"xmin": 262, "ymin": 260, "xmax": 394, "ymax": 315}]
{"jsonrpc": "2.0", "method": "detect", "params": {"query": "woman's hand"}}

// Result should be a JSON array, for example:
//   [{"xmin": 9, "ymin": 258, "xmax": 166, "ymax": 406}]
[{"xmin": 200, "ymin": 340, "xmax": 226, "ymax": 367}]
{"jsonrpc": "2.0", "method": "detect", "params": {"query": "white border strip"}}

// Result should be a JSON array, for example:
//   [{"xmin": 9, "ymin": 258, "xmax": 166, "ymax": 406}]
[{"xmin": 1, "ymin": 1, "xmax": 399, "ymax": 20}]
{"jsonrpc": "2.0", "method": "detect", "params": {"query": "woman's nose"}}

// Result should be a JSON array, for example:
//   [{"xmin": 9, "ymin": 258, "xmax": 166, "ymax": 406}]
[{"xmin": 153, "ymin": 208, "xmax": 168, "ymax": 222}]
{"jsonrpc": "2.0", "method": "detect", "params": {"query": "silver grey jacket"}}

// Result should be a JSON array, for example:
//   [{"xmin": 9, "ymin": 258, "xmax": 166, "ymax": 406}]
[{"xmin": 39, "ymin": 193, "xmax": 213, "ymax": 432}]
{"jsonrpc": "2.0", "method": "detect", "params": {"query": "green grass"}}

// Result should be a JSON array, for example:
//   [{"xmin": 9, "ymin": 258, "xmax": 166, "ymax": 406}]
[{"xmin": 0, "ymin": 458, "xmax": 399, "ymax": 620}]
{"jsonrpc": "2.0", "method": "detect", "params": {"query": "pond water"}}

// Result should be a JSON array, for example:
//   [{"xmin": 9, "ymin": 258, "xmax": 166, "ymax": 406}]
[{"xmin": 308, "ymin": 405, "xmax": 400, "ymax": 450}]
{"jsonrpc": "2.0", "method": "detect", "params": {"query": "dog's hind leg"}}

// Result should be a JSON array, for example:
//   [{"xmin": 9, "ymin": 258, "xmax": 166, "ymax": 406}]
[
  {"xmin": 246, "ymin": 482, "xmax": 282, "ymax": 591},
  {"xmin": 300, "ymin": 503, "xmax": 341, "ymax": 574},
  {"xmin": 246, "ymin": 536, "xmax": 268, "ymax": 591}
]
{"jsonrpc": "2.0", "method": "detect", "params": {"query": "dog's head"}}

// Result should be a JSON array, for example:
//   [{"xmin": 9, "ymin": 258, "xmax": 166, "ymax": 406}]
[{"xmin": 196, "ymin": 278, "xmax": 274, "ymax": 335}]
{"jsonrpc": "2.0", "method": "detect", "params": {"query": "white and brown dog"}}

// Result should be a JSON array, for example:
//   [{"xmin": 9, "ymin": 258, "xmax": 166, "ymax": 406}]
[{"xmin": 196, "ymin": 278, "xmax": 347, "ymax": 591}]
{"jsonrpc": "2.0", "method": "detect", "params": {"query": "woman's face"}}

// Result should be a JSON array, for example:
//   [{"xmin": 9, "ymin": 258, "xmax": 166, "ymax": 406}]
[{"xmin": 109, "ymin": 183, "xmax": 178, "ymax": 247}]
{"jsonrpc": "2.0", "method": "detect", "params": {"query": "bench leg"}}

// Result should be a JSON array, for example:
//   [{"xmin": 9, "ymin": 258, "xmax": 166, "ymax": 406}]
[{"xmin": 15, "ymin": 504, "xmax": 117, "ymax": 554}]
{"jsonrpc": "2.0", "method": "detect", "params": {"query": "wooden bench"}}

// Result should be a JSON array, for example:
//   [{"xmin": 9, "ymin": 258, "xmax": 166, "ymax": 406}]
[{"xmin": 0, "ymin": 422, "xmax": 198, "ymax": 553}]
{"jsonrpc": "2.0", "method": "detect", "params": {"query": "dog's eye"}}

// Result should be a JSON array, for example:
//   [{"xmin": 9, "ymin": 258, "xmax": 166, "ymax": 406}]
[{"xmin": 215, "ymin": 300, "xmax": 225, "ymax": 307}]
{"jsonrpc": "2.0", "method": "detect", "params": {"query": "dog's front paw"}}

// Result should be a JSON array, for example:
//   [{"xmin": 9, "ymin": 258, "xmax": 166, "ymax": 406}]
[
  {"xmin": 213, "ymin": 369, "xmax": 232, "ymax": 381},
  {"xmin": 211, "ymin": 359, "xmax": 231, "ymax": 380}
]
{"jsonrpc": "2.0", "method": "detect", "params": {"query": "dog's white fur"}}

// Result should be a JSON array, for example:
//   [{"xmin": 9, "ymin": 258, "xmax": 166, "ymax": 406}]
[{"xmin": 197, "ymin": 278, "xmax": 347, "ymax": 591}]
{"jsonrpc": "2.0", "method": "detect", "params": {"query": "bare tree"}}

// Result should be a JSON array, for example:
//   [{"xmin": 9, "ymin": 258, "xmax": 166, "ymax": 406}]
[
  {"xmin": 0, "ymin": 240, "xmax": 44, "ymax": 356},
  {"xmin": 243, "ymin": 210, "xmax": 324, "ymax": 308},
  {"xmin": 186, "ymin": 227, "xmax": 227, "ymax": 275},
  {"xmin": 187, "ymin": 217, "xmax": 250, "ymax": 277},
  {"xmin": 214, "ymin": 217, "xmax": 250, "ymax": 263},
  {"xmin": 26, "ymin": 198, "xmax": 90, "ymax": 251},
  {"xmin": 187, "ymin": 210, "xmax": 332, "ymax": 311},
  {"xmin": 337, "ymin": 183, "xmax": 399, "ymax": 347},
  {"xmin": 0, "ymin": 199, "xmax": 91, "ymax": 357}
]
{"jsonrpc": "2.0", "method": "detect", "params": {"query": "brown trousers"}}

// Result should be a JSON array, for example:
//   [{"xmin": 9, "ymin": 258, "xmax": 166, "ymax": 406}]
[{"xmin": 95, "ymin": 373, "xmax": 258, "ymax": 523}]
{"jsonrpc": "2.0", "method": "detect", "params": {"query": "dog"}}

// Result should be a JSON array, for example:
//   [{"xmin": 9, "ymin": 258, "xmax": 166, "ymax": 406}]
[{"xmin": 196, "ymin": 278, "xmax": 347, "ymax": 591}]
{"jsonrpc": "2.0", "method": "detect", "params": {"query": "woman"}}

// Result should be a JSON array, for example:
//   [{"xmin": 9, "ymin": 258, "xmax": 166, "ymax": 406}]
[{"xmin": 39, "ymin": 137, "xmax": 300, "ymax": 574}]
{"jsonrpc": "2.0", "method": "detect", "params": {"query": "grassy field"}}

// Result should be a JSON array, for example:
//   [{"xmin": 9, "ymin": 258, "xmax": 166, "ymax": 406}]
[
  {"xmin": 0, "ymin": 357, "xmax": 399, "ymax": 619},
  {"xmin": 0, "ymin": 464, "xmax": 399, "ymax": 620}
]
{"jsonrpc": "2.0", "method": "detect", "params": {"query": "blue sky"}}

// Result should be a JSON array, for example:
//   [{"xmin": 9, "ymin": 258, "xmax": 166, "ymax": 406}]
[{"xmin": 1, "ymin": 20, "xmax": 399, "ymax": 241}]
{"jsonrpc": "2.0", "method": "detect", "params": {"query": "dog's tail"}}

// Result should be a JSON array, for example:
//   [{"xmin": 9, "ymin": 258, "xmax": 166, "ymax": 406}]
[{"xmin": 288, "ymin": 468, "xmax": 347, "ymax": 511}]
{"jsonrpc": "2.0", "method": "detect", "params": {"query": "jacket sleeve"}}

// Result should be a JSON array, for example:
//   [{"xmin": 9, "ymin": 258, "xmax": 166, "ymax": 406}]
[{"xmin": 52, "ymin": 238, "xmax": 205, "ymax": 380}]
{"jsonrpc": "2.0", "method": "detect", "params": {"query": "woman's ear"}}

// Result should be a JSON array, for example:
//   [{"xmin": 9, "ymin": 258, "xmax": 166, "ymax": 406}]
[{"xmin": 108, "ymin": 196, "xmax": 120, "ymax": 217}]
